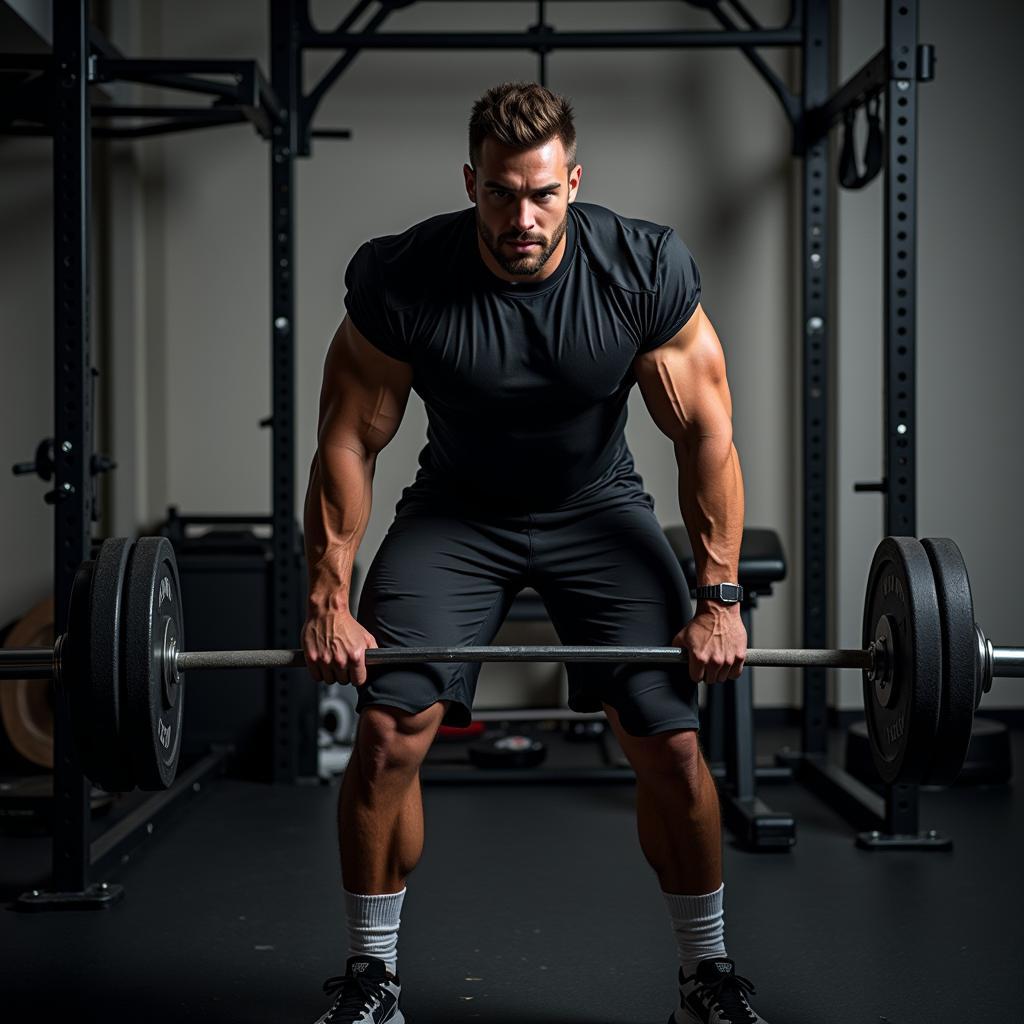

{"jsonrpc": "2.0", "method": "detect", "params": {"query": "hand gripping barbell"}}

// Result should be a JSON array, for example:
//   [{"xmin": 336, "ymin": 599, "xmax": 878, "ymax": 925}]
[{"xmin": 0, "ymin": 535, "xmax": 1019, "ymax": 792}]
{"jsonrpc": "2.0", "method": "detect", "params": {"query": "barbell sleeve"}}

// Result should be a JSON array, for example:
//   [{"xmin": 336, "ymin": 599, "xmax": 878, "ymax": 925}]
[
  {"xmin": 0, "ymin": 648, "xmax": 56, "ymax": 679},
  {"xmin": 173, "ymin": 645, "xmax": 876, "ymax": 672},
  {"xmin": 991, "ymin": 646, "xmax": 1024, "ymax": 677}
]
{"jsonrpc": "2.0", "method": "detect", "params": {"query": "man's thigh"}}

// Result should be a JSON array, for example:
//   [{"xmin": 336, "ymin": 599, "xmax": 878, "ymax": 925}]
[
  {"xmin": 355, "ymin": 509, "xmax": 529, "ymax": 727},
  {"xmin": 530, "ymin": 498, "xmax": 698, "ymax": 737}
]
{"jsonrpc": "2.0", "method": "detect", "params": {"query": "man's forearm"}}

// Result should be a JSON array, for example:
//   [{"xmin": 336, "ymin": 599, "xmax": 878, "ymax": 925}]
[
  {"xmin": 675, "ymin": 437, "xmax": 745, "ymax": 592},
  {"xmin": 303, "ymin": 442, "xmax": 376, "ymax": 610}
]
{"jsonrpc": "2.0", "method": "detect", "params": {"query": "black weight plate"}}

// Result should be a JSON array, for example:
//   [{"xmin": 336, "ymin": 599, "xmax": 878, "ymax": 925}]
[
  {"xmin": 82, "ymin": 539, "xmax": 138, "ymax": 792},
  {"xmin": 66, "ymin": 561, "xmax": 100, "ymax": 782},
  {"xmin": 469, "ymin": 734, "xmax": 547, "ymax": 770},
  {"xmin": 861, "ymin": 537, "xmax": 943, "ymax": 785},
  {"xmin": 123, "ymin": 537, "xmax": 185, "ymax": 790},
  {"xmin": 921, "ymin": 538, "xmax": 977, "ymax": 786}
]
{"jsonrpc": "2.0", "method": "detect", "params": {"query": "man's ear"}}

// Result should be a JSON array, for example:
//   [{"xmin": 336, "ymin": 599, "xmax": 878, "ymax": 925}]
[
  {"xmin": 568, "ymin": 164, "xmax": 583, "ymax": 203},
  {"xmin": 463, "ymin": 164, "xmax": 477, "ymax": 205}
]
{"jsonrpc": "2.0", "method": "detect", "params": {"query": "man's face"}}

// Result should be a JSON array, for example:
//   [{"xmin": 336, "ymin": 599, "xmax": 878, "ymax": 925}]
[{"xmin": 464, "ymin": 137, "xmax": 582, "ymax": 279}]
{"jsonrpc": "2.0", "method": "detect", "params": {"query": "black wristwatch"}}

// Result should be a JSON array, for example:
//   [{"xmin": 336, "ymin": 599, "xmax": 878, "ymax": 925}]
[{"xmin": 694, "ymin": 583, "xmax": 744, "ymax": 606}]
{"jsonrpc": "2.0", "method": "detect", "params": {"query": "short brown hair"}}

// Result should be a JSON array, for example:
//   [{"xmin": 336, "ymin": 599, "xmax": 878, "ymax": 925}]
[{"xmin": 468, "ymin": 82, "xmax": 577, "ymax": 168}]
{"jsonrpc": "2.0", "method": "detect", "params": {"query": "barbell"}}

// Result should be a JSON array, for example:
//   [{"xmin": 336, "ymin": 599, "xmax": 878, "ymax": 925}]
[{"xmin": 0, "ymin": 534, "xmax": 1019, "ymax": 792}]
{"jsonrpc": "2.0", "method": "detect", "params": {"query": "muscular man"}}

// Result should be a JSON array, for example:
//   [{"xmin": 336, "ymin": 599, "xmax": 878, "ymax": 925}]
[{"xmin": 303, "ymin": 82, "xmax": 767, "ymax": 1024}]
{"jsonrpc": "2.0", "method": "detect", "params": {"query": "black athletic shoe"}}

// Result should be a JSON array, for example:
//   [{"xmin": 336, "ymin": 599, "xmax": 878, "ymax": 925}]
[
  {"xmin": 313, "ymin": 955, "xmax": 404, "ymax": 1024},
  {"xmin": 671, "ymin": 956, "xmax": 767, "ymax": 1024}
]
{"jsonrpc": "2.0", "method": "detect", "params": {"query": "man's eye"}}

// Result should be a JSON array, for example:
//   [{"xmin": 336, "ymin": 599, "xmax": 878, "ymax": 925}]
[{"xmin": 487, "ymin": 191, "xmax": 556, "ymax": 201}]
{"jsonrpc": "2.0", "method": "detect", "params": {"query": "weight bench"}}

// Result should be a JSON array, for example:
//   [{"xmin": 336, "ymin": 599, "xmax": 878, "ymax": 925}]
[{"xmin": 664, "ymin": 526, "xmax": 796, "ymax": 851}]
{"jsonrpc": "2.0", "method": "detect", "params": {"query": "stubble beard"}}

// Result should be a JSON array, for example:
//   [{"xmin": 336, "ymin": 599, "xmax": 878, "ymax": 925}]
[{"xmin": 476, "ymin": 207, "xmax": 569, "ymax": 277}]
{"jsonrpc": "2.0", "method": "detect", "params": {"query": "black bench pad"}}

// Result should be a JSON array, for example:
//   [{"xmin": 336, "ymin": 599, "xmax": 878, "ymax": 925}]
[{"xmin": 663, "ymin": 525, "xmax": 786, "ymax": 595}]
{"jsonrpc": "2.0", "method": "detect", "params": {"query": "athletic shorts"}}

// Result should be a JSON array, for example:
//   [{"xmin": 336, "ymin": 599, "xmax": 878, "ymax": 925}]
[{"xmin": 355, "ymin": 483, "xmax": 698, "ymax": 737}]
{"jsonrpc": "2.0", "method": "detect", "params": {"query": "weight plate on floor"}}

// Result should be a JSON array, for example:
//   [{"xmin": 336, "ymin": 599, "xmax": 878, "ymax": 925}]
[
  {"xmin": 468, "ymin": 733, "xmax": 547, "ymax": 770},
  {"xmin": 78, "ymin": 539, "xmax": 138, "ymax": 792},
  {"xmin": 921, "ymin": 537, "xmax": 977, "ymax": 786},
  {"xmin": 861, "ymin": 537, "xmax": 943, "ymax": 785},
  {"xmin": 123, "ymin": 537, "xmax": 185, "ymax": 790}
]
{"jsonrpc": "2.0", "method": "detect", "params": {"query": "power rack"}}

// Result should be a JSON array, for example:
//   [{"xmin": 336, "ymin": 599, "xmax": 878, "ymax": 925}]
[{"xmin": 1, "ymin": 0, "xmax": 936, "ymax": 908}]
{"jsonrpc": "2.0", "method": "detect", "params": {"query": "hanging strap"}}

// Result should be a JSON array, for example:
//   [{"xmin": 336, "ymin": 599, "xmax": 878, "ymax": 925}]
[{"xmin": 839, "ymin": 94, "xmax": 883, "ymax": 190}]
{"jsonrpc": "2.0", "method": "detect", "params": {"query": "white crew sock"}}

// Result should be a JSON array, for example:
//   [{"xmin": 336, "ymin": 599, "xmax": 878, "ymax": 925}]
[
  {"xmin": 663, "ymin": 883, "xmax": 727, "ymax": 979},
  {"xmin": 344, "ymin": 887, "xmax": 406, "ymax": 977}
]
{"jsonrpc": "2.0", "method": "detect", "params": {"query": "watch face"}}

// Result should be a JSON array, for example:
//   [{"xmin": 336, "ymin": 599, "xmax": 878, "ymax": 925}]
[{"xmin": 722, "ymin": 584, "xmax": 742, "ymax": 603}]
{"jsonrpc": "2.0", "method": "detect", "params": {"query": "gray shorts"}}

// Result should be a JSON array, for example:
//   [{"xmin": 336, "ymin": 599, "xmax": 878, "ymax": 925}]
[{"xmin": 355, "ymin": 486, "xmax": 697, "ymax": 737}]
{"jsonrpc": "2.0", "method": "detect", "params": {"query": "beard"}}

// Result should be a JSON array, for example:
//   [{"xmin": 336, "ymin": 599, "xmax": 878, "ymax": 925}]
[{"xmin": 476, "ymin": 207, "xmax": 569, "ymax": 277}]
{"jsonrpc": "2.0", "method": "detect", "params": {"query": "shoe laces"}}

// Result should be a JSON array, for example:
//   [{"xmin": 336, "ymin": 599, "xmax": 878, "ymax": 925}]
[
  {"xmin": 696, "ymin": 970, "xmax": 758, "ymax": 1023},
  {"xmin": 322, "ymin": 974, "xmax": 386, "ymax": 1021}
]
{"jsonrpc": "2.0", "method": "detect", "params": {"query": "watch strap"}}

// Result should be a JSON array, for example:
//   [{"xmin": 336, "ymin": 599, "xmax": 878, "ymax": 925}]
[{"xmin": 694, "ymin": 583, "xmax": 744, "ymax": 605}]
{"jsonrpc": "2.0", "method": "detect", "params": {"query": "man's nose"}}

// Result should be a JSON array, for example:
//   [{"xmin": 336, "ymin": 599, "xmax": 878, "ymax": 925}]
[{"xmin": 510, "ymin": 200, "xmax": 536, "ymax": 234}]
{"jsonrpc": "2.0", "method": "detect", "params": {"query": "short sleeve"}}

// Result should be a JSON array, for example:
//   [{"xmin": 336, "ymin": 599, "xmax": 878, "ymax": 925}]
[
  {"xmin": 639, "ymin": 229, "xmax": 702, "ymax": 353},
  {"xmin": 343, "ymin": 241, "xmax": 409, "ymax": 361}
]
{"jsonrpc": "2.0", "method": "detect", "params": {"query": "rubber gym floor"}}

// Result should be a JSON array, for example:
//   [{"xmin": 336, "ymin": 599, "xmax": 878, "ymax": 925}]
[{"xmin": 1, "ymin": 725, "xmax": 1021, "ymax": 1024}]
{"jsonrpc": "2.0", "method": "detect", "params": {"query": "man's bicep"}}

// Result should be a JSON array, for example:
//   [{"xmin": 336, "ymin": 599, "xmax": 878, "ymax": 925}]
[
  {"xmin": 317, "ymin": 315, "xmax": 413, "ymax": 456},
  {"xmin": 633, "ymin": 304, "xmax": 734, "ymax": 447}
]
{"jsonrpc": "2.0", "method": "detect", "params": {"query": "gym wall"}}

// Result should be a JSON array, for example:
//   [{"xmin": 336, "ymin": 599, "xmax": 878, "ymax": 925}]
[
  {"xmin": 112, "ymin": 0, "xmax": 800, "ymax": 709},
  {"xmin": 1, "ymin": 1, "xmax": 1020, "ymax": 712},
  {"xmin": 0, "ymin": 134, "xmax": 54, "ymax": 621},
  {"xmin": 835, "ymin": 0, "xmax": 1024, "ymax": 711}
]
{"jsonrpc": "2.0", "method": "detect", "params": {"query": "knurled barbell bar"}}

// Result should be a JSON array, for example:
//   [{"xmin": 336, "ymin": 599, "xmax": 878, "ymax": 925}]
[
  {"xmin": 0, "ymin": 535, "xmax": 1020, "ymax": 792},
  {"xmin": 0, "ymin": 644, "xmax": 876, "ymax": 675}
]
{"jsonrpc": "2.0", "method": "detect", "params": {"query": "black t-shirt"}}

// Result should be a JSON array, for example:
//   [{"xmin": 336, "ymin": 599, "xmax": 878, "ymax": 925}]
[{"xmin": 343, "ymin": 201, "xmax": 701, "ymax": 513}]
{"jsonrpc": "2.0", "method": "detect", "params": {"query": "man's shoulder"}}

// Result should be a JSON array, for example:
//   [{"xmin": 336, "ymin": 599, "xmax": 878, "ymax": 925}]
[
  {"xmin": 364, "ymin": 208, "xmax": 471, "ymax": 266},
  {"xmin": 355, "ymin": 209, "xmax": 471, "ymax": 309},
  {"xmin": 571, "ymin": 202, "xmax": 678, "ymax": 294},
  {"xmin": 572, "ymin": 201, "xmax": 672, "ymax": 240}
]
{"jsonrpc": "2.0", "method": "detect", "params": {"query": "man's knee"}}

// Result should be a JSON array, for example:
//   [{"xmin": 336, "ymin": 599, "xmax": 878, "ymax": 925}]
[
  {"xmin": 356, "ymin": 701, "xmax": 448, "ymax": 776},
  {"xmin": 606, "ymin": 706, "xmax": 705, "ymax": 795},
  {"xmin": 641, "ymin": 730, "xmax": 705, "ymax": 791}
]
